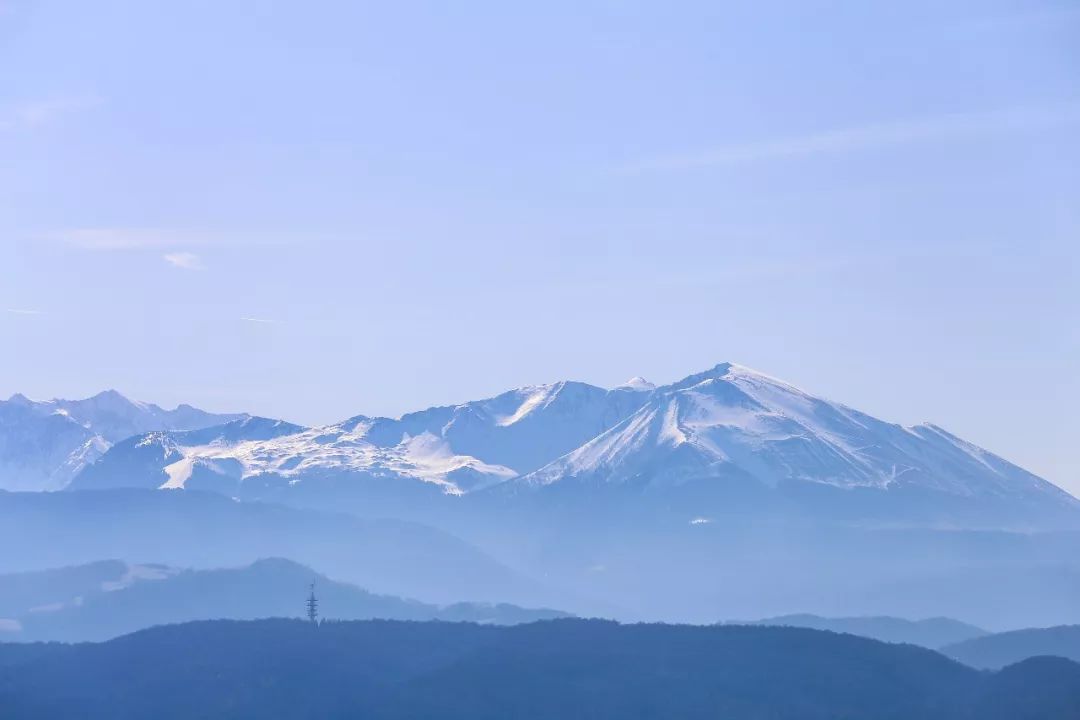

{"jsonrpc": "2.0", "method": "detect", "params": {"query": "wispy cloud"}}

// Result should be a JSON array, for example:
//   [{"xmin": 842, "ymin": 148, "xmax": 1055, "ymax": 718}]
[
  {"xmin": 626, "ymin": 104, "xmax": 1080, "ymax": 173},
  {"xmin": 240, "ymin": 317, "xmax": 275, "ymax": 324},
  {"xmin": 60, "ymin": 228, "xmax": 213, "ymax": 271},
  {"xmin": 4, "ymin": 308, "xmax": 44, "ymax": 315},
  {"xmin": 163, "ymin": 252, "xmax": 204, "ymax": 270},
  {"xmin": 0, "ymin": 95, "xmax": 102, "ymax": 131}
]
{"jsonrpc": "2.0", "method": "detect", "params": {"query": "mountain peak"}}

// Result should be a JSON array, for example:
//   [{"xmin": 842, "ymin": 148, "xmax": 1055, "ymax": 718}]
[
  {"xmin": 89, "ymin": 388, "xmax": 137, "ymax": 404},
  {"xmin": 93, "ymin": 389, "xmax": 123, "ymax": 397},
  {"xmin": 616, "ymin": 377, "xmax": 656, "ymax": 392},
  {"xmin": 666, "ymin": 362, "xmax": 736, "ymax": 391}
]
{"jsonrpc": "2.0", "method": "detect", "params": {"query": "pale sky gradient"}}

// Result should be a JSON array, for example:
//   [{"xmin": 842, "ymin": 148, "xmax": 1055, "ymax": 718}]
[{"xmin": 2, "ymin": 1, "xmax": 1078, "ymax": 492}]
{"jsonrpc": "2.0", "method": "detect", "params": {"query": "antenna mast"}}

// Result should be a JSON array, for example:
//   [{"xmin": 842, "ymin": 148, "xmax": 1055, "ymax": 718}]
[{"xmin": 306, "ymin": 580, "xmax": 319, "ymax": 625}]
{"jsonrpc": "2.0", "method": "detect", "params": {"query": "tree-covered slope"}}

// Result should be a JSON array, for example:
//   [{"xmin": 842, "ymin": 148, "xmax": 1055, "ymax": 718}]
[{"xmin": 2, "ymin": 619, "xmax": 1078, "ymax": 719}]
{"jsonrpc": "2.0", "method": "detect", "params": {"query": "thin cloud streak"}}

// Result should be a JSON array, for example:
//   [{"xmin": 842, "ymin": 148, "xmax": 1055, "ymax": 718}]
[
  {"xmin": 240, "ymin": 317, "xmax": 275, "ymax": 324},
  {"xmin": 4, "ymin": 308, "xmax": 44, "ymax": 315},
  {"xmin": 162, "ymin": 249, "xmax": 204, "ymax": 268},
  {"xmin": 57, "ymin": 227, "xmax": 297, "ymax": 251},
  {"xmin": 163, "ymin": 252, "xmax": 204, "ymax": 270},
  {"xmin": 626, "ymin": 104, "xmax": 1080, "ymax": 173}
]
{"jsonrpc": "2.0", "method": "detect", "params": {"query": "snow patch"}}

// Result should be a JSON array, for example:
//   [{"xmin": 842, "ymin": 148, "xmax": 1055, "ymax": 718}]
[
  {"xmin": 495, "ymin": 386, "xmax": 557, "ymax": 427},
  {"xmin": 658, "ymin": 400, "xmax": 688, "ymax": 446},
  {"xmin": 101, "ymin": 564, "xmax": 177, "ymax": 592},
  {"xmin": 617, "ymin": 376, "xmax": 656, "ymax": 392},
  {"xmin": 161, "ymin": 457, "xmax": 194, "ymax": 489}
]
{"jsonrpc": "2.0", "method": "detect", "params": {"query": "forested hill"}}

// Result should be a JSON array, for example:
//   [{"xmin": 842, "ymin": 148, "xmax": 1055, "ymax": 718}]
[{"xmin": 1, "ymin": 619, "xmax": 1079, "ymax": 719}]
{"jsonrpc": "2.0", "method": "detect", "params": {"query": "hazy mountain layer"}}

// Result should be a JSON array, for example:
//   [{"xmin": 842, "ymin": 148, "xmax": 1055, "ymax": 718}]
[
  {"xmin": 943, "ymin": 625, "xmax": 1080, "ymax": 669},
  {"xmin": 0, "ymin": 558, "xmax": 568, "ymax": 642},
  {"xmin": 0, "ymin": 489, "xmax": 534, "ymax": 606},
  {"xmin": 743, "ymin": 613, "xmax": 987, "ymax": 649}
]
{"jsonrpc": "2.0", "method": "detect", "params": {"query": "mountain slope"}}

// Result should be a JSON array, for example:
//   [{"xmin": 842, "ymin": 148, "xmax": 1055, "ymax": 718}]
[
  {"xmin": 0, "ymin": 391, "xmax": 244, "ymax": 491},
  {"xmin": 0, "ymin": 400, "xmax": 107, "ymax": 491},
  {"xmin": 0, "ymin": 558, "xmax": 569, "ymax": 642},
  {"xmin": 968, "ymin": 656, "xmax": 1080, "ymax": 718},
  {"xmin": 2, "ymin": 619, "xmax": 1077, "ymax": 719}
]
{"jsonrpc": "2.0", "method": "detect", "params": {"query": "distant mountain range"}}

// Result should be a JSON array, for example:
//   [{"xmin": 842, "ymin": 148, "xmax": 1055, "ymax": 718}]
[
  {"xmin": 742, "ymin": 613, "xmax": 987, "ymax": 649},
  {"xmin": 0, "ymin": 557, "xmax": 568, "ymax": 642},
  {"xmin": 0, "ymin": 390, "xmax": 243, "ymax": 491},
  {"xmin": 2, "ymin": 618, "xmax": 1078, "ymax": 719},
  {"xmin": 746, "ymin": 615, "xmax": 1080, "ymax": 670},
  {"xmin": 942, "ymin": 625, "xmax": 1080, "ymax": 670},
  {"xmin": 5, "ymin": 362, "xmax": 1072, "ymax": 530}
]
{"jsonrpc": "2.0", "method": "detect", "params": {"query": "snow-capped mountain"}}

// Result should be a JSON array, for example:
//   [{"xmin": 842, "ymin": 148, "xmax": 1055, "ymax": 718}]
[
  {"xmin": 0, "ymin": 391, "xmax": 245, "ymax": 491},
  {"xmin": 513, "ymin": 363, "xmax": 1077, "ymax": 513},
  {"xmin": 72, "ymin": 417, "xmax": 303, "ymax": 494},
  {"xmin": 22, "ymin": 363, "xmax": 1080, "ymax": 527},
  {"xmin": 69, "ymin": 381, "xmax": 654, "ymax": 496}
]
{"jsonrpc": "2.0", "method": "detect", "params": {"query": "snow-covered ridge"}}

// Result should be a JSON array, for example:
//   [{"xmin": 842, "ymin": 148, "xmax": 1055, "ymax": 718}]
[
  {"xmin": 7, "ymin": 390, "xmax": 246, "ymax": 443},
  {"xmin": 70, "ymin": 378, "xmax": 655, "ymax": 495}
]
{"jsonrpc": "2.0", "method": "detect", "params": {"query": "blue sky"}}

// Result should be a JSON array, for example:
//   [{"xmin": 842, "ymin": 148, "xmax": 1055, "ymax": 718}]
[{"xmin": 2, "ymin": 0, "xmax": 1078, "ymax": 491}]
